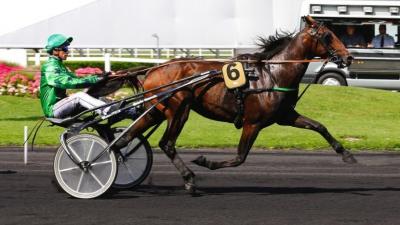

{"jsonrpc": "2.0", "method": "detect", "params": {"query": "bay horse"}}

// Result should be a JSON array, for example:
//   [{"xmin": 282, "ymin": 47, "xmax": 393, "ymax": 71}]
[{"xmin": 98, "ymin": 16, "xmax": 356, "ymax": 193}]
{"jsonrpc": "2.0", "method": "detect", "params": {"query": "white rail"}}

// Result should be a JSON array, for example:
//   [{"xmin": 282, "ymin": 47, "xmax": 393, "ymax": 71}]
[{"xmin": 27, "ymin": 48, "xmax": 235, "ymax": 65}]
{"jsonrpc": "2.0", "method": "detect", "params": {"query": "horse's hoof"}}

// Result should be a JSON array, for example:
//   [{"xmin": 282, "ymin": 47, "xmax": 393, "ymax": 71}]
[
  {"xmin": 184, "ymin": 182, "xmax": 196, "ymax": 195},
  {"xmin": 191, "ymin": 155, "xmax": 207, "ymax": 167},
  {"xmin": 342, "ymin": 151, "xmax": 357, "ymax": 164}
]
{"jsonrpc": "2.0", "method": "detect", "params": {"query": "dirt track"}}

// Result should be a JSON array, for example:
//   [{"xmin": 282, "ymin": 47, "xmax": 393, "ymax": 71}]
[{"xmin": 1, "ymin": 149, "xmax": 400, "ymax": 225}]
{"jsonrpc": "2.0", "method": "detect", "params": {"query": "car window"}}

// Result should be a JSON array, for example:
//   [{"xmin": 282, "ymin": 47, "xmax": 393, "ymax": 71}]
[
  {"xmin": 367, "ymin": 23, "xmax": 398, "ymax": 49},
  {"xmin": 324, "ymin": 22, "xmax": 399, "ymax": 49},
  {"xmin": 304, "ymin": 18, "xmax": 400, "ymax": 49},
  {"xmin": 330, "ymin": 24, "xmax": 371, "ymax": 49}
]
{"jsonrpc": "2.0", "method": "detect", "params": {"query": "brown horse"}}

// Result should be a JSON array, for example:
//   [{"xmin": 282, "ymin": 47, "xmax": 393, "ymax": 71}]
[{"xmin": 110, "ymin": 16, "xmax": 356, "ymax": 193}]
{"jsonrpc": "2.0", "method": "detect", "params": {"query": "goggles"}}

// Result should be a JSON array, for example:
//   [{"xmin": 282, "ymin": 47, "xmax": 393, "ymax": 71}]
[{"xmin": 55, "ymin": 45, "xmax": 69, "ymax": 52}]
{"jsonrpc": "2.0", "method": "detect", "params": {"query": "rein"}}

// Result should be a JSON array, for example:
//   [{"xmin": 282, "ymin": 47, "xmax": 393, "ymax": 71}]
[
  {"xmin": 296, "ymin": 59, "xmax": 329, "ymax": 101},
  {"xmin": 208, "ymin": 58, "xmax": 327, "ymax": 64},
  {"xmin": 109, "ymin": 57, "xmax": 330, "ymax": 96},
  {"xmin": 110, "ymin": 59, "xmax": 327, "ymax": 76}
]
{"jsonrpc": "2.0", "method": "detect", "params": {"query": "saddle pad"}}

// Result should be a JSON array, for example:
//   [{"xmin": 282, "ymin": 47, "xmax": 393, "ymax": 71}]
[{"xmin": 222, "ymin": 62, "xmax": 247, "ymax": 89}]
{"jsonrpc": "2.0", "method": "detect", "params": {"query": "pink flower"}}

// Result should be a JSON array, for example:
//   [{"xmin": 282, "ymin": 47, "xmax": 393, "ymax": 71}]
[
  {"xmin": 9, "ymin": 76, "xmax": 17, "ymax": 84},
  {"xmin": 0, "ymin": 63, "xmax": 22, "ymax": 75},
  {"xmin": 7, "ymin": 74, "xmax": 29, "ymax": 86},
  {"xmin": 0, "ymin": 63, "xmax": 42, "ymax": 97},
  {"xmin": 7, "ymin": 87, "xmax": 16, "ymax": 93}
]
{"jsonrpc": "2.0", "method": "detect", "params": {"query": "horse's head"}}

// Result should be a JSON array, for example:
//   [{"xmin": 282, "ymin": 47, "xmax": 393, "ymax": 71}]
[{"xmin": 303, "ymin": 15, "xmax": 353, "ymax": 67}]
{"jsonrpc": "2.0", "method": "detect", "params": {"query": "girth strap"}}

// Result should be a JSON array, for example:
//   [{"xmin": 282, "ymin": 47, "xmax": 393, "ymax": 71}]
[
  {"xmin": 232, "ymin": 86, "xmax": 298, "ymax": 129},
  {"xmin": 233, "ymin": 88, "xmax": 245, "ymax": 129}
]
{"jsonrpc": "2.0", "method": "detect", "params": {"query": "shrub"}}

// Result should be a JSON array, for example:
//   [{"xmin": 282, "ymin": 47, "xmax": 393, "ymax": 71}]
[{"xmin": 64, "ymin": 61, "xmax": 152, "ymax": 71}]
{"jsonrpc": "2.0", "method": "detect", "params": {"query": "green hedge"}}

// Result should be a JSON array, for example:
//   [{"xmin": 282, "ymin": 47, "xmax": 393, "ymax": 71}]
[
  {"xmin": 62, "ymin": 61, "xmax": 153, "ymax": 71},
  {"xmin": 0, "ymin": 60, "xmax": 21, "ymax": 67}
]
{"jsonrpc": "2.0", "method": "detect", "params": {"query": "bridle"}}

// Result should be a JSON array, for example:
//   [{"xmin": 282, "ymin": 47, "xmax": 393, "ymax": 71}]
[{"xmin": 307, "ymin": 22, "xmax": 346, "ymax": 68}]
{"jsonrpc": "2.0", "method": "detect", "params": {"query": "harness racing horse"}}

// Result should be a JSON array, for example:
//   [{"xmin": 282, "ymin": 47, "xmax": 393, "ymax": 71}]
[{"xmin": 107, "ymin": 16, "xmax": 356, "ymax": 193}]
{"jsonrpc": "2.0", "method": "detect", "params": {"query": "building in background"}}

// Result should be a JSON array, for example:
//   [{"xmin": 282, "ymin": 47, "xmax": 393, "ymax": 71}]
[
  {"xmin": 0, "ymin": 0, "xmax": 303, "ymax": 65},
  {"xmin": 0, "ymin": 0, "xmax": 398, "ymax": 69}
]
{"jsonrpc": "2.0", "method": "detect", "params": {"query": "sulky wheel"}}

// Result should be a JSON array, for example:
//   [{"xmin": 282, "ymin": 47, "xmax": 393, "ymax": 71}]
[
  {"xmin": 112, "ymin": 128, "xmax": 153, "ymax": 189},
  {"xmin": 53, "ymin": 134, "xmax": 117, "ymax": 199}
]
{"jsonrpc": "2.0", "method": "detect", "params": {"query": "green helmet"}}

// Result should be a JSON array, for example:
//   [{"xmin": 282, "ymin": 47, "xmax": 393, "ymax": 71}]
[{"xmin": 45, "ymin": 34, "xmax": 73, "ymax": 53}]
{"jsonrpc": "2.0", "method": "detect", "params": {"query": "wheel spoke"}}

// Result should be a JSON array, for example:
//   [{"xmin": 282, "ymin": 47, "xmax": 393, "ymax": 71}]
[
  {"xmin": 59, "ymin": 166, "xmax": 80, "ymax": 172},
  {"xmin": 122, "ymin": 162, "xmax": 137, "ymax": 180},
  {"xmin": 89, "ymin": 170, "xmax": 104, "ymax": 187},
  {"xmin": 91, "ymin": 160, "xmax": 112, "ymax": 167},
  {"xmin": 76, "ymin": 171, "xmax": 85, "ymax": 192},
  {"xmin": 86, "ymin": 140, "xmax": 95, "ymax": 161},
  {"xmin": 68, "ymin": 144, "xmax": 83, "ymax": 162}
]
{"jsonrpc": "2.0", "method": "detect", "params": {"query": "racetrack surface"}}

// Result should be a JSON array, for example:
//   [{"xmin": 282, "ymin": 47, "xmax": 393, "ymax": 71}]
[{"xmin": 1, "ymin": 149, "xmax": 400, "ymax": 225}]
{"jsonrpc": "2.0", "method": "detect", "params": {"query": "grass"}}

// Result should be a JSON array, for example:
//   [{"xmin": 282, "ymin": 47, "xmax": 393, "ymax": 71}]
[{"xmin": 1, "ymin": 85, "xmax": 400, "ymax": 151}]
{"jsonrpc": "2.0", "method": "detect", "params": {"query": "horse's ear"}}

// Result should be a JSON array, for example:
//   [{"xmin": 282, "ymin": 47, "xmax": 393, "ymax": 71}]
[{"xmin": 304, "ymin": 15, "xmax": 317, "ymax": 27}]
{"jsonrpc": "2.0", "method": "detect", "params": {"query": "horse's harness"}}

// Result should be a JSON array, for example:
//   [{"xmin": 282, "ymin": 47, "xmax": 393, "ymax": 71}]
[
  {"xmin": 307, "ymin": 21, "xmax": 344, "ymax": 66},
  {"xmin": 228, "ymin": 22, "xmax": 341, "ymax": 129}
]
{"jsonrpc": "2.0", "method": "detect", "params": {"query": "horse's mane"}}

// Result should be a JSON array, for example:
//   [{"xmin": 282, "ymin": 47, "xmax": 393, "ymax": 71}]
[{"xmin": 238, "ymin": 31, "xmax": 294, "ymax": 62}]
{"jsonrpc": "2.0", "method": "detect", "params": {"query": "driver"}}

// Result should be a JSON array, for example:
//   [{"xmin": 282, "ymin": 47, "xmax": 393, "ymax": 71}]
[{"xmin": 40, "ymin": 34, "xmax": 115, "ymax": 118}]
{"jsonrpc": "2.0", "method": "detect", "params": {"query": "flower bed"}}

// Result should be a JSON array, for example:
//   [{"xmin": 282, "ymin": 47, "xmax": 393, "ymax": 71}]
[
  {"xmin": 0, "ymin": 62, "xmax": 40, "ymax": 97},
  {"xmin": 0, "ymin": 62, "xmax": 104, "ymax": 98}
]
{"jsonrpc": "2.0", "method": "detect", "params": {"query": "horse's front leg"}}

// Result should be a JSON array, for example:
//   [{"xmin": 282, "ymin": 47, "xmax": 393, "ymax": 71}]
[
  {"xmin": 277, "ymin": 110, "xmax": 357, "ymax": 163},
  {"xmin": 192, "ymin": 123, "xmax": 261, "ymax": 170}
]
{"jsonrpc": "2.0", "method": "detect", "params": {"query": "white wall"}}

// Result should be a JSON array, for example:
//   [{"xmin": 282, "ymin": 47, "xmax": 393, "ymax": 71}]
[
  {"xmin": 273, "ymin": 0, "xmax": 304, "ymax": 33},
  {"xmin": 0, "ymin": 49, "xmax": 27, "ymax": 67},
  {"xmin": 0, "ymin": 0, "xmax": 305, "ymax": 49}
]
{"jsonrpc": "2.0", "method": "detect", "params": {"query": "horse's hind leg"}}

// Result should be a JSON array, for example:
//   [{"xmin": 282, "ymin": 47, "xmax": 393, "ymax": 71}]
[
  {"xmin": 277, "ymin": 110, "xmax": 357, "ymax": 163},
  {"xmin": 158, "ymin": 103, "xmax": 196, "ymax": 193},
  {"xmin": 192, "ymin": 123, "xmax": 261, "ymax": 170}
]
